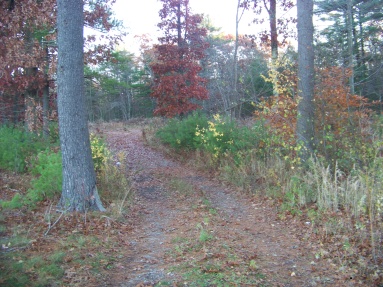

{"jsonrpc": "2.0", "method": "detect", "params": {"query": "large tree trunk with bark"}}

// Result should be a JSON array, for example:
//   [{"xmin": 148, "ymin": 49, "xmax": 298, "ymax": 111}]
[
  {"xmin": 57, "ymin": 0, "xmax": 105, "ymax": 212},
  {"xmin": 296, "ymin": 0, "xmax": 315, "ymax": 164}
]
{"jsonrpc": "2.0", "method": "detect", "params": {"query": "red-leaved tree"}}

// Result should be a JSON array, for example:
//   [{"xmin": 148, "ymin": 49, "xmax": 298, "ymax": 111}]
[
  {"xmin": 151, "ymin": 0, "xmax": 209, "ymax": 117},
  {"xmin": 0, "ymin": 0, "xmax": 122, "ymax": 126}
]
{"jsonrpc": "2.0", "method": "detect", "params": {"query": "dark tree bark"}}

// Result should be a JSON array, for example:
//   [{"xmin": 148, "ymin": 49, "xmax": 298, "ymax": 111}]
[
  {"xmin": 346, "ymin": 0, "xmax": 354, "ymax": 94},
  {"xmin": 232, "ymin": 0, "xmax": 245, "ymax": 118},
  {"xmin": 42, "ymin": 82, "xmax": 49, "ymax": 138},
  {"xmin": 268, "ymin": 0, "xmax": 278, "ymax": 62},
  {"xmin": 57, "ymin": 0, "xmax": 105, "ymax": 212},
  {"xmin": 296, "ymin": 0, "xmax": 315, "ymax": 164},
  {"xmin": 265, "ymin": 0, "xmax": 279, "ymax": 97}
]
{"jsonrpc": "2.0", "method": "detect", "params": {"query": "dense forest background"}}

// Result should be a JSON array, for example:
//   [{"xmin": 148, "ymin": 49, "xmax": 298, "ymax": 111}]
[{"xmin": 2, "ymin": 0, "xmax": 382, "ymax": 123}]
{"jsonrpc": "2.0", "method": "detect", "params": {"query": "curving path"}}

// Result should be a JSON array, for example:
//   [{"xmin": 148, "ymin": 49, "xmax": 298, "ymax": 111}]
[{"xmin": 101, "ymin": 125, "xmax": 346, "ymax": 287}]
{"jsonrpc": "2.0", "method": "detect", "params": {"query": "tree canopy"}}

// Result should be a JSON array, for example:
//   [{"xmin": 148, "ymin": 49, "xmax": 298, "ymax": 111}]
[{"xmin": 150, "ymin": 0, "xmax": 209, "ymax": 117}]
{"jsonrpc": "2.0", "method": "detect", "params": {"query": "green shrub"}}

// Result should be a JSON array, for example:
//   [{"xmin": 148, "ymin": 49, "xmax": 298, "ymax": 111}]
[
  {"xmin": 48, "ymin": 121, "xmax": 60, "ymax": 144},
  {"xmin": 24, "ymin": 134, "xmax": 109, "ymax": 206},
  {"xmin": 1, "ymin": 148, "xmax": 63, "ymax": 209},
  {"xmin": 195, "ymin": 116, "xmax": 274, "ymax": 164},
  {"xmin": 26, "ymin": 149, "xmax": 63, "ymax": 205},
  {"xmin": 90, "ymin": 133, "xmax": 110, "ymax": 172},
  {"xmin": 156, "ymin": 114, "xmax": 276, "ymax": 165},
  {"xmin": 1, "ymin": 193, "xmax": 23, "ymax": 209},
  {"xmin": 194, "ymin": 114, "xmax": 233, "ymax": 159},
  {"xmin": 0, "ymin": 125, "xmax": 50, "ymax": 172},
  {"xmin": 1, "ymin": 132, "xmax": 110, "ymax": 208},
  {"xmin": 156, "ymin": 112, "xmax": 209, "ymax": 150}
]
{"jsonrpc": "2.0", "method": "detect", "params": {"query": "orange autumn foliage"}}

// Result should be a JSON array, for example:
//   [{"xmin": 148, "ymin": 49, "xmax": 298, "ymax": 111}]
[
  {"xmin": 315, "ymin": 67, "xmax": 371, "ymax": 136},
  {"xmin": 255, "ymin": 66, "xmax": 372, "ymax": 163}
]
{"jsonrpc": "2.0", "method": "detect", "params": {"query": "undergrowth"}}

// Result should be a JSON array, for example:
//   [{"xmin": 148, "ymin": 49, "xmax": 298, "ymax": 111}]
[
  {"xmin": 0, "ymin": 124, "xmax": 134, "ymax": 287},
  {"xmin": 0, "ymin": 125, "xmax": 54, "ymax": 172},
  {"xmin": 97, "ymin": 152, "xmax": 133, "ymax": 216},
  {"xmin": 0, "ymin": 129, "xmax": 123, "ymax": 210},
  {"xmin": 154, "ymin": 113, "xmax": 383, "ymax": 284},
  {"xmin": 156, "ymin": 112, "xmax": 271, "ymax": 163}
]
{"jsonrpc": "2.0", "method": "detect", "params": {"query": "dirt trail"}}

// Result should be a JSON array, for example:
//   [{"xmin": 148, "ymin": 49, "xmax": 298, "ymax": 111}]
[{"xmin": 103, "ymin": 127, "xmax": 341, "ymax": 287}]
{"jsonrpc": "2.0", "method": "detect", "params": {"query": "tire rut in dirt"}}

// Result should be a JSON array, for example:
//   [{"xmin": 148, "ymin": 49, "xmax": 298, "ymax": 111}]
[
  {"xmin": 120, "ymin": 171, "xmax": 175, "ymax": 286},
  {"xmin": 104, "ymin": 129, "xmax": 177, "ymax": 286},
  {"xmin": 181, "ymin": 174, "xmax": 334, "ymax": 286},
  {"xmin": 103, "ymin": 128, "xmax": 334, "ymax": 286}
]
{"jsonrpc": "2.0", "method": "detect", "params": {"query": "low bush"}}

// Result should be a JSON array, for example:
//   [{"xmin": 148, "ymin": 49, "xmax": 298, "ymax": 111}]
[
  {"xmin": 1, "ymin": 133, "xmax": 112, "ymax": 209},
  {"xmin": 156, "ymin": 112, "xmax": 209, "ymax": 150},
  {"xmin": 26, "ymin": 149, "xmax": 63, "ymax": 205},
  {"xmin": 157, "ymin": 113, "xmax": 274, "ymax": 166},
  {"xmin": 98, "ymin": 152, "xmax": 133, "ymax": 215},
  {"xmin": 90, "ymin": 133, "xmax": 110, "ymax": 172},
  {"xmin": 195, "ymin": 115, "xmax": 277, "ymax": 163},
  {"xmin": 0, "ymin": 125, "xmax": 51, "ymax": 172}
]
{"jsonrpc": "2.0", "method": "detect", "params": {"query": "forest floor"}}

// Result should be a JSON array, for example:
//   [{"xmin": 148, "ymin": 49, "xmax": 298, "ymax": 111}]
[
  {"xmin": 0, "ymin": 121, "xmax": 376, "ymax": 286},
  {"xmin": 94, "ymin": 122, "xmax": 357, "ymax": 287}
]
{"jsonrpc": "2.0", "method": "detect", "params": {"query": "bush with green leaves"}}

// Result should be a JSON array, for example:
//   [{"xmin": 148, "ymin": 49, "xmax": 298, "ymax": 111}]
[
  {"xmin": 0, "ymin": 125, "xmax": 50, "ymax": 172},
  {"xmin": 0, "ymin": 149, "xmax": 62, "ymax": 209},
  {"xmin": 195, "ymin": 115, "xmax": 274, "ymax": 162},
  {"xmin": 156, "ymin": 112, "xmax": 209, "ymax": 150},
  {"xmin": 1, "ymin": 193, "xmax": 23, "ymax": 209},
  {"xmin": 1, "ymin": 133, "xmax": 110, "ymax": 209},
  {"xmin": 90, "ymin": 133, "xmax": 110, "ymax": 172},
  {"xmin": 156, "ymin": 113, "xmax": 275, "ymax": 165},
  {"xmin": 48, "ymin": 121, "xmax": 60, "ymax": 144},
  {"xmin": 26, "ymin": 149, "xmax": 63, "ymax": 205}
]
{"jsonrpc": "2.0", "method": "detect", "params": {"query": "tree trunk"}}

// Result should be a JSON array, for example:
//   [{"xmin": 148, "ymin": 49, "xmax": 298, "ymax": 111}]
[
  {"xmin": 177, "ymin": 2, "xmax": 183, "ymax": 57},
  {"xmin": 346, "ymin": 0, "xmax": 354, "ymax": 94},
  {"xmin": 267, "ymin": 0, "xmax": 279, "ymax": 97},
  {"xmin": 13, "ymin": 93, "xmax": 20, "ymax": 124},
  {"xmin": 42, "ymin": 82, "xmax": 49, "ymax": 138},
  {"xmin": 357, "ymin": 7, "xmax": 367, "ymax": 81},
  {"xmin": 296, "ymin": 0, "xmax": 315, "ymax": 164},
  {"xmin": 269, "ymin": 0, "xmax": 278, "ymax": 62},
  {"xmin": 233, "ymin": 0, "xmax": 241, "ymax": 99},
  {"xmin": 42, "ymin": 46, "xmax": 50, "ymax": 138},
  {"xmin": 57, "ymin": 0, "xmax": 105, "ymax": 212}
]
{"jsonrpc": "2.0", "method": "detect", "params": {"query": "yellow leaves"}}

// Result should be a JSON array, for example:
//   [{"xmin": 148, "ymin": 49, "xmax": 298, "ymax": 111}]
[
  {"xmin": 194, "ymin": 114, "xmax": 230, "ymax": 160},
  {"xmin": 90, "ymin": 133, "xmax": 110, "ymax": 173},
  {"xmin": 213, "ymin": 114, "xmax": 221, "ymax": 122},
  {"xmin": 262, "ymin": 56, "xmax": 297, "ymax": 97}
]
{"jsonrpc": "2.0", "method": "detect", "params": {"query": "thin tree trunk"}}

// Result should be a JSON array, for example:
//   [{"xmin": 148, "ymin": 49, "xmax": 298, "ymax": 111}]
[
  {"xmin": 57, "ymin": 0, "xmax": 105, "ymax": 212},
  {"xmin": 42, "ymin": 83, "xmax": 49, "ymax": 138},
  {"xmin": 233, "ymin": 0, "xmax": 245, "ymax": 119},
  {"xmin": 358, "ymin": 9, "xmax": 366, "ymax": 67},
  {"xmin": 297, "ymin": 0, "xmax": 315, "ymax": 164},
  {"xmin": 13, "ymin": 93, "xmax": 19, "ymax": 124},
  {"xmin": 347, "ymin": 0, "xmax": 354, "ymax": 94},
  {"xmin": 264, "ymin": 0, "xmax": 279, "ymax": 97},
  {"xmin": 269, "ymin": 0, "xmax": 278, "ymax": 62},
  {"xmin": 42, "ymin": 46, "xmax": 50, "ymax": 138},
  {"xmin": 177, "ymin": 2, "xmax": 183, "ymax": 57},
  {"xmin": 233, "ymin": 0, "xmax": 241, "ymax": 95}
]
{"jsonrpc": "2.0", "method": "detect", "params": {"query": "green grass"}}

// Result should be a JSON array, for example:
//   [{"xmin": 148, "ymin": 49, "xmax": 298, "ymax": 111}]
[
  {"xmin": 0, "ymin": 125, "xmax": 50, "ymax": 172},
  {"xmin": 0, "ymin": 251, "xmax": 65, "ymax": 287},
  {"xmin": 48, "ymin": 251, "xmax": 66, "ymax": 264},
  {"xmin": 0, "ymin": 229, "xmax": 122, "ymax": 287},
  {"xmin": 165, "ymin": 209, "xmax": 269, "ymax": 287},
  {"xmin": 199, "ymin": 229, "xmax": 213, "ymax": 242},
  {"xmin": 171, "ymin": 261, "xmax": 268, "ymax": 287},
  {"xmin": 168, "ymin": 178, "xmax": 196, "ymax": 195}
]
